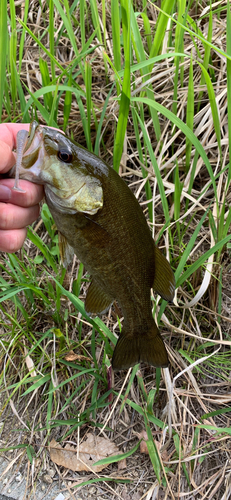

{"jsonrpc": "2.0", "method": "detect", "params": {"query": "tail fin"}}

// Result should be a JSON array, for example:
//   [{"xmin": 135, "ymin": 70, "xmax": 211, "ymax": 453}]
[{"xmin": 112, "ymin": 323, "xmax": 168, "ymax": 371}]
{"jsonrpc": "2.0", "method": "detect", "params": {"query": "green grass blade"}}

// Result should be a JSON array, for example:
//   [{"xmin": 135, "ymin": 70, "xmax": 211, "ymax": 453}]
[
  {"xmin": 135, "ymin": 109, "xmax": 169, "ymax": 223},
  {"xmin": 49, "ymin": 0, "xmax": 55, "ymax": 80},
  {"xmin": 132, "ymin": 96, "xmax": 218, "ymax": 205},
  {"xmin": 172, "ymin": 0, "xmax": 186, "ymax": 115},
  {"xmin": 85, "ymin": 61, "xmax": 92, "ymax": 146},
  {"xmin": 80, "ymin": 0, "xmax": 85, "ymax": 48},
  {"xmin": 94, "ymin": 440, "xmax": 141, "ymax": 467},
  {"xmin": 111, "ymin": 0, "xmax": 121, "ymax": 94},
  {"xmin": 39, "ymin": 58, "xmax": 53, "ymax": 111},
  {"xmin": 149, "ymin": 0, "xmax": 174, "ymax": 60},
  {"xmin": 18, "ymin": 0, "xmax": 29, "ymax": 74},
  {"xmin": 63, "ymin": 74, "xmax": 72, "ymax": 132},
  {"xmin": 227, "ymin": 1, "xmax": 231, "ymax": 181},
  {"xmin": 0, "ymin": 0, "xmax": 8, "ymax": 120},
  {"xmin": 198, "ymin": 62, "xmax": 222, "ymax": 161},
  {"xmin": 186, "ymin": 56, "xmax": 194, "ymax": 172},
  {"xmin": 113, "ymin": 0, "xmax": 131, "ymax": 172}
]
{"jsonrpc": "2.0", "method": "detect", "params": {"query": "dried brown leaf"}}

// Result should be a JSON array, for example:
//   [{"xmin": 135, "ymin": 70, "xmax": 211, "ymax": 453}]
[
  {"xmin": 49, "ymin": 433, "xmax": 121, "ymax": 472},
  {"xmin": 137, "ymin": 430, "xmax": 149, "ymax": 454},
  {"xmin": 64, "ymin": 351, "xmax": 91, "ymax": 362}
]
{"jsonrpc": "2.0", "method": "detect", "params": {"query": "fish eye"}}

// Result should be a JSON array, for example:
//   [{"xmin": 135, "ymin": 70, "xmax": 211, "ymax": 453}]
[{"xmin": 58, "ymin": 150, "xmax": 73, "ymax": 163}]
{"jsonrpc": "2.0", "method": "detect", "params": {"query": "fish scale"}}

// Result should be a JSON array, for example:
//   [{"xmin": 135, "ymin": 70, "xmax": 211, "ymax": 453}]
[{"xmin": 10, "ymin": 121, "xmax": 175, "ymax": 370}]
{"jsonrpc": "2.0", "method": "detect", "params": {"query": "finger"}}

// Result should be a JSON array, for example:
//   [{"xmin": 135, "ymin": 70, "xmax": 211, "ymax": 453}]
[
  {"xmin": 0, "ymin": 123, "xmax": 30, "ymax": 149},
  {"xmin": 0, "ymin": 123, "xmax": 30, "ymax": 173},
  {"xmin": 0, "ymin": 180, "xmax": 44, "ymax": 207},
  {"xmin": 0, "ymin": 228, "xmax": 27, "ymax": 253},
  {"xmin": 0, "ymin": 202, "xmax": 40, "ymax": 230}
]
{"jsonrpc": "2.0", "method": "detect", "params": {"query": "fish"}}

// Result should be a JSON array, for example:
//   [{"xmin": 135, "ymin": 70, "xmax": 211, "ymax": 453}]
[{"xmin": 10, "ymin": 121, "xmax": 175, "ymax": 370}]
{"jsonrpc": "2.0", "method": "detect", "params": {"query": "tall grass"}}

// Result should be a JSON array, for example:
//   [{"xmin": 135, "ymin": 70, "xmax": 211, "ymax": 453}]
[{"xmin": 0, "ymin": 1, "xmax": 231, "ymax": 497}]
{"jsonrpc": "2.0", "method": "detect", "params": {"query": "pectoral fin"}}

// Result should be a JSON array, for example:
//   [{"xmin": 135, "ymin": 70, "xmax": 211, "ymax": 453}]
[
  {"xmin": 153, "ymin": 245, "xmax": 175, "ymax": 302},
  {"xmin": 58, "ymin": 232, "xmax": 74, "ymax": 267},
  {"xmin": 85, "ymin": 280, "xmax": 114, "ymax": 316}
]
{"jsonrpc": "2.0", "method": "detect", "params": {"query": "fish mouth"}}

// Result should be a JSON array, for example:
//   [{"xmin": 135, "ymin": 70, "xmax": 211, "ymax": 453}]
[
  {"xmin": 9, "ymin": 121, "xmax": 46, "ymax": 184},
  {"xmin": 20, "ymin": 121, "xmax": 44, "ymax": 169}
]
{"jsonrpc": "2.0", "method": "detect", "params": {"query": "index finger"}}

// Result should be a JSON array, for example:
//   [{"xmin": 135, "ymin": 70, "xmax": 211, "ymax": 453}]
[{"xmin": 0, "ymin": 123, "xmax": 30, "ymax": 173}]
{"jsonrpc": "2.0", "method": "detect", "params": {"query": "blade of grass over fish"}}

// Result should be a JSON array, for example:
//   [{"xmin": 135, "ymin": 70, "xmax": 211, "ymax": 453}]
[
  {"xmin": 113, "ymin": 0, "xmax": 131, "ymax": 172},
  {"xmin": 186, "ymin": 56, "xmax": 194, "ymax": 172},
  {"xmin": 227, "ymin": 1, "xmax": 231, "ymax": 181},
  {"xmin": 132, "ymin": 96, "xmax": 218, "ymax": 206},
  {"xmin": 198, "ymin": 62, "xmax": 222, "ymax": 161},
  {"xmin": 134, "ymin": 109, "xmax": 169, "ymax": 223}
]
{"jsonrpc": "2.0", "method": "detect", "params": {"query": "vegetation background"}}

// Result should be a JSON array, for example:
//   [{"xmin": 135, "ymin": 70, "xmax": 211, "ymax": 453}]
[{"xmin": 0, "ymin": 0, "xmax": 231, "ymax": 498}]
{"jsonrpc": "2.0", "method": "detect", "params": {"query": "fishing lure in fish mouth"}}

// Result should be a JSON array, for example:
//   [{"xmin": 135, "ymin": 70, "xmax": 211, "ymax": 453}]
[{"xmin": 11, "ymin": 121, "xmax": 175, "ymax": 371}]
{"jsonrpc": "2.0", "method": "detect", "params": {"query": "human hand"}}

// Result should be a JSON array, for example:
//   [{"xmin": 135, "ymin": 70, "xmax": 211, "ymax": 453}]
[{"xmin": 0, "ymin": 123, "xmax": 44, "ymax": 253}]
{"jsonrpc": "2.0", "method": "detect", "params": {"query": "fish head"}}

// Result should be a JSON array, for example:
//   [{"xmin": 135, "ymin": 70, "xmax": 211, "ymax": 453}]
[{"xmin": 12, "ymin": 121, "xmax": 103, "ymax": 215}]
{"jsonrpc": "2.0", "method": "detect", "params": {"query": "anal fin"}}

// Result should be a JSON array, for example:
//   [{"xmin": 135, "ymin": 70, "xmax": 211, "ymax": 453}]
[
  {"xmin": 85, "ymin": 280, "xmax": 114, "ymax": 316},
  {"xmin": 153, "ymin": 244, "xmax": 175, "ymax": 302}
]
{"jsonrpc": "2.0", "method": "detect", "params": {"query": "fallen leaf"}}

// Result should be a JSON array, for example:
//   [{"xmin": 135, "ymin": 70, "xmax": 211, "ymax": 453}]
[
  {"xmin": 64, "ymin": 351, "xmax": 91, "ymax": 362},
  {"xmin": 118, "ymin": 458, "xmax": 127, "ymax": 470},
  {"xmin": 137, "ymin": 430, "xmax": 148, "ymax": 454},
  {"xmin": 50, "ymin": 433, "xmax": 121, "ymax": 472}
]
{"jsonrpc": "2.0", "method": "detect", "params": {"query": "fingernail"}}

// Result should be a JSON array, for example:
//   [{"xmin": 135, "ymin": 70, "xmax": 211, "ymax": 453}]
[{"xmin": 0, "ymin": 185, "xmax": 12, "ymax": 201}]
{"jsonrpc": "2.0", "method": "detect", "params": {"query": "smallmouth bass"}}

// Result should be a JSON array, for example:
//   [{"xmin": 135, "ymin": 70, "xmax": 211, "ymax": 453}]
[{"xmin": 10, "ymin": 121, "xmax": 175, "ymax": 370}]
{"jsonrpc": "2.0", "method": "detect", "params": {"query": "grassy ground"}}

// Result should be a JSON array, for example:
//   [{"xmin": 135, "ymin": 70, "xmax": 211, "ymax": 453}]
[{"xmin": 0, "ymin": 0, "xmax": 231, "ymax": 498}]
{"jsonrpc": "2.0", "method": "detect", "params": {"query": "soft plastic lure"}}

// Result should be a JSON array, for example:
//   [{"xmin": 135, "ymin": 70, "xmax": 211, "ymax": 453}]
[{"xmin": 12, "ymin": 129, "xmax": 28, "ymax": 192}]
